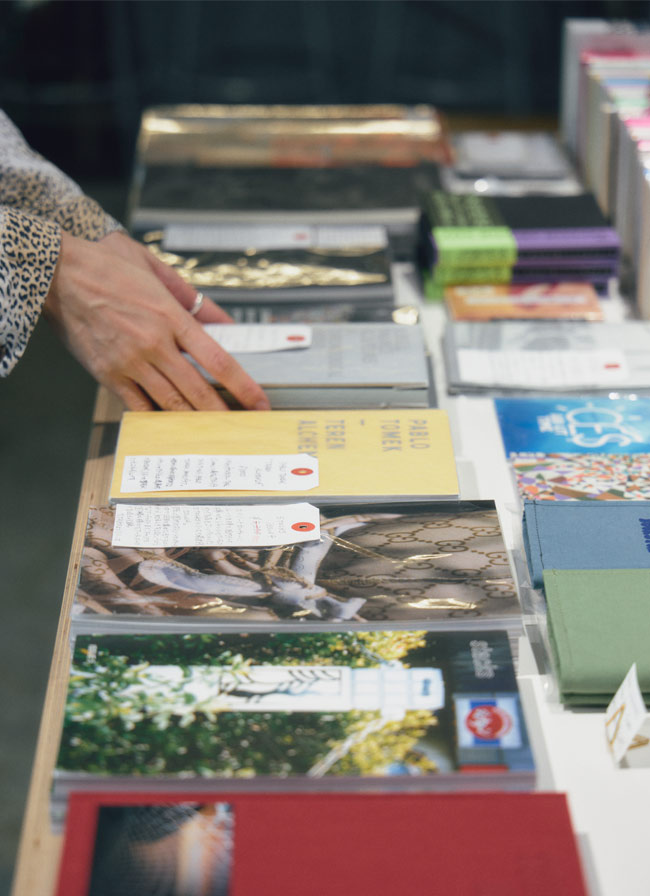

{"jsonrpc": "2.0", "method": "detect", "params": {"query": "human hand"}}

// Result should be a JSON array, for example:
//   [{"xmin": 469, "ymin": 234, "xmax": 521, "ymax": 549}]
[
  {"xmin": 97, "ymin": 230, "xmax": 234, "ymax": 323},
  {"xmin": 43, "ymin": 230, "xmax": 271, "ymax": 411}
]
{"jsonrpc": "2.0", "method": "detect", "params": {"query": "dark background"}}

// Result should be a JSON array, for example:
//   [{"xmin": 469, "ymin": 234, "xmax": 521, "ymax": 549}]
[
  {"xmin": 2, "ymin": 0, "xmax": 650, "ymax": 187},
  {"xmin": 2, "ymin": 1, "xmax": 650, "ymax": 893}
]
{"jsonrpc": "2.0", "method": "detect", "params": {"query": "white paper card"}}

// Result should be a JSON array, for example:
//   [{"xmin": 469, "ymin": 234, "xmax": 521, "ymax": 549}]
[
  {"xmin": 605, "ymin": 663, "xmax": 648, "ymax": 763},
  {"xmin": 163, "ymin": 223, "xmax": 387, "ymax": 252},
  {"xmin": 457, "ymin": 348, "xmax": 631, "ymax": 389},
  {"xmin": 121, "ymin": 454, "xmax": 319, "ymax": 493},
  {"xmin": 112, "ymin": 502, "xmax": 321, "ymax": 548},
  {"xmin": 203, "ymin": 323, "xmax": 312, "ymax": 353}
]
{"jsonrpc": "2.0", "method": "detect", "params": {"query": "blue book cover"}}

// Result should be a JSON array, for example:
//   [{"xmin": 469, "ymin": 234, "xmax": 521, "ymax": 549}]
[
  {"xmin": 522, "ymin": 499, "xmax": 650, "ymax": 588},
  {"xmin": 495, "ymin": 396, "xmax": 650, "ymax": 455}
]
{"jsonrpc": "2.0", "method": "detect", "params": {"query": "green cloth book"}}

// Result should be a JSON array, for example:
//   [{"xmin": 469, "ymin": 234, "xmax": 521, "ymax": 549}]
[{"xmin": 544, "ymin": 568, "xmax": 650, "ymax": 706}]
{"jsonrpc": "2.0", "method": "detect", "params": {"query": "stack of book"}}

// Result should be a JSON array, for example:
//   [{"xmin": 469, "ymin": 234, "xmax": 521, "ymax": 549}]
[
  {"xmin": 494, "ymin": 395, "xmax": 650, "ymax": 502},
  {"xmin": 50, "ymin": 104, "xmax": 617, "ymax": 896},
  {"xmin": 561, "ymin": 17, "xmax": 650, "ymax": 316},
  {"xmin": 520, "ymin": 499, "xmax": 650, "ymax": 707},
  {"xmin": 136, "ymin": 221, "xmax": 401, "ymax": 324},
  {"xmin": 130, "ymin": 103, "xmax": 452, "ymax": 264},
  {"xmin": 194, "ymin": 321, "xmax": 435, "ymax": 409},
  {"xmin": 439, "ymin": 129, "xmax": 582, "ymax": 197},
  {"xmin": 419, "ymin": 190, "xmax": 620, "ymax": 299},
  {"xmin": 51, "ymin": 408, "xmax": 540, "ymax": 844}
]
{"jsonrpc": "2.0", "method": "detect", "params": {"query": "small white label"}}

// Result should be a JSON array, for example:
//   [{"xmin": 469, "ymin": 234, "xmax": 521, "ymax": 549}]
[
  {"xmin": 163, "ymin": 223, "xmax": 387, "ymax": 252},
  {"xmin": 605, "ymin": 663, "xmax": 648, "ymax": 764},
  {"xmin": 112, "ymin": 502, "xmax": 321, "ymax": 548},
  {"xmin": 203, "ymin": 323, "xmax": 312, "ymax": 353},
  {"xmin": 457, "ymin": 348, "xmax": 631, "ymax": 389},
  {"xmin": 121, "ymin": 453, "xmax": 319, "ymax": 493}
]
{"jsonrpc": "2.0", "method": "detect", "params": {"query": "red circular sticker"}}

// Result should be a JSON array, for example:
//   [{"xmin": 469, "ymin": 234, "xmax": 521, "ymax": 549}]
[
  {"xmin": 291, "ymin": 467, "xmax": 314, "ymax": 476},
  {"xmin": 465, "ymin": 704, "xmax": 512, "ymax": 741},
  {"xmin": 286, "ymin": 334, "xmax": 306, "ymax": 342},
  {"xmin": 292, "ymin": 521, "xmax": 316, "ymax": 532}
]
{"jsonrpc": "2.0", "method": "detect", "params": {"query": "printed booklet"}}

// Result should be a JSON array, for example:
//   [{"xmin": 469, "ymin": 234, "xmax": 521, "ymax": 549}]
[
  {"xmin": 494, "ymin": 395, "xmax": 650, "ymax": 455},
  {"xmin": 108, "ymin": 409, "xmax": 459, "ymax": 505},
  {"xmin": 71, "ymin": 501, "xmax": 521, "ymax": 632},
  {"xmin": 55, "ymin": 791, "xmax": 587, "ymax": 896},
  {"xmin": 52, "ymin": 628, "xmax": 535, "ymax": 817}
]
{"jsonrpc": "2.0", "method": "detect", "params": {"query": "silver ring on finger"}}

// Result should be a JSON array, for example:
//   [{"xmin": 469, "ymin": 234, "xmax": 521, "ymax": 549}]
[{"xmin": 189, "ymin": 291, "xmax": 205, "ymax": 316}]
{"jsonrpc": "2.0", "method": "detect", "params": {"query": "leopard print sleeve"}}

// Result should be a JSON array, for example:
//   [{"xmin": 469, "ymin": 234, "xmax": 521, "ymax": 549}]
[
  {"xmin": 0, "ymin": 206, "xmax": 60, "ymax": 375},
  {"xmin": 0, "ymin": 109, "xmax": 124, "ymax": 374},
  {"xmin": 0, "ymin": 109, "xmax": 123, "ymax": 239}
]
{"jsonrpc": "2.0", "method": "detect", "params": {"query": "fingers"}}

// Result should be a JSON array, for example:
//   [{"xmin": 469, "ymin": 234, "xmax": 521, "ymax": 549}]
[
  {"xmin": 194, "ymin": 295, "xmax": 234, "ymax": 324},
  {"xmin": 111, "ymin": 348, "xmax": 232, "ymax": 412},
  {"xmin": 145, "ymin": 246, "xmax": 199, "ymax": 308},
  {"xmin": 48, "ymin": 231, "xmax": 269, "ymax": 412},
  {"xmin": 110, "ymin": 377, "xmax": 156, "ymax": 412},
  {"xmin": 141, "ymin": 350, "xmax": 231, "ymax": 411},
  {"xmin": 176, "ymin": 319, "xmax": 271, "ymax": 411}
]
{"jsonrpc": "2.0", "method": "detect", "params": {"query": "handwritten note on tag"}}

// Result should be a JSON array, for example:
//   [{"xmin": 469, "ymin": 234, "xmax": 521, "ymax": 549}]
[
  {"xmin": 121, "ymin": 453, "xmax": 319, "ymax": 493},
  {"xmin": 203, "ymin": 323, "xmax": 312, "ymax": 353},
  {"xmin": 112, "ymin": 502, "xmax": 321, "ymax": 548},
  {"xmin": 605, "ymin": 663, "xmax": 648, "ymax": 763},
  {"xmin": 457, "ymin": 348, "xmax": 630, "ymax": 389}
]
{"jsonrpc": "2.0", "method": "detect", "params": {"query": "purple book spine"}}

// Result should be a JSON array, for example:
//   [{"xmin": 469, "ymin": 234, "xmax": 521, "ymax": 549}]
[{"xmin": 512, "ymin": 227, "xmax": 620, "ymax": 254}]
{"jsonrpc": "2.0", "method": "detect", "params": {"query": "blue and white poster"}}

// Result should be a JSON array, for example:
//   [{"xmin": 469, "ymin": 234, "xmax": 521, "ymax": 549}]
[{"xmin": 494, "ymin": 396, "xmax": 650, "ymax": 455}]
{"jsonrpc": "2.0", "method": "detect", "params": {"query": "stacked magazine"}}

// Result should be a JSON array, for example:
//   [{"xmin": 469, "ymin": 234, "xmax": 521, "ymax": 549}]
[
  {"xmin": 420, "ymin": 190, "xmax": 620, "ymax": 298},
  {"xmin": 52, "ymin": 406, "xmax": 535, "ymax": 835}
]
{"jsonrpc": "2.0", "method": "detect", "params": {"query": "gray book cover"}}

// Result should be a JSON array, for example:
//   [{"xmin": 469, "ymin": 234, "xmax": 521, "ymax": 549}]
[
  {"xmin": 443, "ymin": 320, "xmax": 650, "ymax": 393},
  {"xmin": 199, "ymin": 323, "xmax": 435, "ymax": 408}
]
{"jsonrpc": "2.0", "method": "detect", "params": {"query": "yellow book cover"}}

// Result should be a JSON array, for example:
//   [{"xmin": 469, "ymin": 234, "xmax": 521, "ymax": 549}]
[{"xmin": 109, "ymin": 409, "xmax": 458, "ymax": 504}]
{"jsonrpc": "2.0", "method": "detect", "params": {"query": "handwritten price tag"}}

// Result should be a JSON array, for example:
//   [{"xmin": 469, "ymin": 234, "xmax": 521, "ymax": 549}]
[
  {"xmin": 204, "ymin": 323, "xmax": 312, "ymax": 353},
  {"xmin": 121, "ymin": 453, "xmax": 319, "ymax": 493},
  {"xmin": 112, "ymin": 502, "xmax": 321, "ymax": 548}
]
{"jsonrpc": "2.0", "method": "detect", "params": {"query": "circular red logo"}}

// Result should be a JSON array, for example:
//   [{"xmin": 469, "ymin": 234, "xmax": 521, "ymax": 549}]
[
  {"xmin": 465, "ymin": 704, "xmax": 512, "ymax": 740},
  {"xmin": 292, "ymin": 521, "xmax": 316, "ymax": 532},
  {"xmin": 291, "ymin": 467, "xmax": 314, "ymax": 476}
]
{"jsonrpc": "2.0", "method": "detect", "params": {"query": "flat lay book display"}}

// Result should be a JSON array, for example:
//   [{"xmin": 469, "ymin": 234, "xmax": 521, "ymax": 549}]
[
  {"xmin": 108, "ymin": 408, "xmax": 459, "ymax": 504},
  {"xmin": 18, "ymin": 74, "xmax": 650, "ymax": 896},
  {"xmin": 55, "ymin": 791, "xmax": 588, "ymax": 896},
  {"xmin": 543, "ymin": 568, "xmax": 650, "ymax": 706},
  {"xmin": 522, "ymin": 498, "xmax": 650, "ymax": 588},
  {"xmin": 71, "ymin": 500, "xmax": 521, "ymax": 631},
  {"xmin": 52, "ymin": 628, "xmax": 535, "ymax": 808},
  {"xmin": 195, "ymin": 321, "xmax": 435, "ymax": 409}
]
